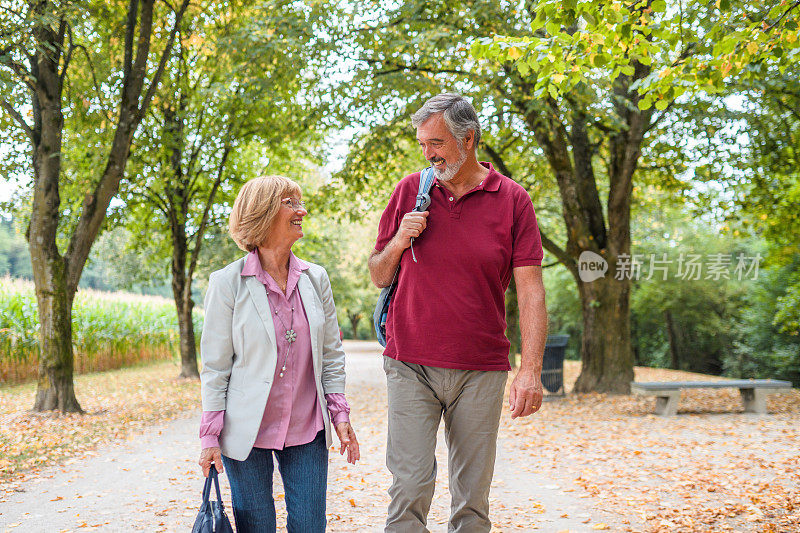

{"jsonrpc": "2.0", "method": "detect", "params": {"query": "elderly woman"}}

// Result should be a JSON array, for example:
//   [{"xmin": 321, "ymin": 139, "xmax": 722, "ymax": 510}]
[{"xmin": 198, "ymin": 175, "xmax": 359, "ymax": 533}]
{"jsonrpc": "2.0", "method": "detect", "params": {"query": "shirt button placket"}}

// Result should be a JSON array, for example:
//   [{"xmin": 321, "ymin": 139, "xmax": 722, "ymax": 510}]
[{"xmin": 449, "ymin": 195, "xmax": 462, "ymax": 219}]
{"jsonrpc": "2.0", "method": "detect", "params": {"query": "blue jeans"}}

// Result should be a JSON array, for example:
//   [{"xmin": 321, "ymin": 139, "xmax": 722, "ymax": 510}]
[{"xmin": 221, "ymin": 430, "xmax": 328, "ymax": 533}]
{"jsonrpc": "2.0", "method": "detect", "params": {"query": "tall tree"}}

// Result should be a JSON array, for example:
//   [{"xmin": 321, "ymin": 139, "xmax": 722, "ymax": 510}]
[
  {"xmin": 0, "ymin": 0, "xmax": 190, "ymax": 412},
  {"xmin": 474, "ymin": 0, "xmax": 800, "ymax": 392},
  {"xmin": 333, "ymin": 0, "xmax": 799, "ymax": 393},
  {"xmin": 119, "ymin": 0, "xmax": 331, "ymax": 378}
]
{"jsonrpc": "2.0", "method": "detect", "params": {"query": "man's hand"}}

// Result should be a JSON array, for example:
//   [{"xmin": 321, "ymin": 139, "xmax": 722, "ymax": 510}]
[
  {"xmin": 509, "ymin": 367, "xmax": 543, "ymax": 418},
  {"xmin": 369, "ymin": 210, "xmax": 430, "ymax": 287},
  {"xmin": 394, "ymin": 211, "xmax": 429, "ymax": 249},
  {"xmin": 199, "ymin": 446, "xmax": 223, "ymax": 477},
  {"xmin": 335, "ymin": 422, "xmax": 361, "ymax": 464}
]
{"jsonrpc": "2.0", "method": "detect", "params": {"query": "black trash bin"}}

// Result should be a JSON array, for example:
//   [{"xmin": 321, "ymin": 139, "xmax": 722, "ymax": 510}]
[{"xmin": 542, "ymin": 334, "xmax": 569, "ymax": 395}]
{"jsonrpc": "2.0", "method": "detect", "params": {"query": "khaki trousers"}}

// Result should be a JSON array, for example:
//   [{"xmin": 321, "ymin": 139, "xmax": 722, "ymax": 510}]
[{"xmin": 383, "ymin": 356, "xmax": 508, "ymax": 533}]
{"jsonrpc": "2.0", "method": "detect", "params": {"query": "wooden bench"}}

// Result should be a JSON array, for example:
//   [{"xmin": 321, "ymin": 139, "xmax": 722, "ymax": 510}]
[{"xmin": 630, "ymin": 379, "xmax": 793, "ymax": 416}]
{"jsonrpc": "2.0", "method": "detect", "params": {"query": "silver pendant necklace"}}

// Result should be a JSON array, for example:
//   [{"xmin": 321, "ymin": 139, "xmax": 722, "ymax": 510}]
[{"xmin": 266, "ymin": 289, "xmax": 295, "ymax": 378}]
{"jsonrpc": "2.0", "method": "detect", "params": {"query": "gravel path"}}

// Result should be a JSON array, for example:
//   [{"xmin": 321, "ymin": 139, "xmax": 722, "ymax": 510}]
[{"xmin": 1, "ymin": 341, "xmax": 620, "ymax": 532}]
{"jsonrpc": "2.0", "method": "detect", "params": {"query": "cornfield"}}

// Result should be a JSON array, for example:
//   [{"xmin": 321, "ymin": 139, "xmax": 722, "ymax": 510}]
[{"xmin": 0, "ymin": 277, "xmax": 203, "ymax": 384}]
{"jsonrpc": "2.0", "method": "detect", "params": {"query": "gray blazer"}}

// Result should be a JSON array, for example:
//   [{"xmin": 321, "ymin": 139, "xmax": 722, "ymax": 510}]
[{"xmin": 199, "ymin": 256, "xmax": 346, "ymax": 461}]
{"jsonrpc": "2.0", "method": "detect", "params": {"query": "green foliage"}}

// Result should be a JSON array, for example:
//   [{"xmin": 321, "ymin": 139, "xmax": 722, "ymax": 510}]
[
  {"xmin": 543, "ymin": 179, "xmax": 800, "ymax": 382},
  {"xmin": 324, "ymin": 115, "xmax": 429, "ymax": 215},
  {"xmin": 731, "ymin": 69, "xmax": 800, "ymax": 336},
  {"xmin": 640, "ymin": 248, "xmax": 800, "ymax": 384},
  {"xmin": 543, "ymin": 264, "xmax": 582, "ymax": 359},
  {"xmin": 0, "ymin": 218, "xmax": 31, "ymax": 279},
  {"xmin": 323, "ymin": 0, "xmax": 580, "ymax": 262},
  {"xmin": 726, "ymin": 257, "xmax": 800, "ymax": 385},
  {"xmin": 775, "ymin": 265, "xmax": 800, "ymax": 335},
  {"xmin": 294, "ymin": 207, "xmax": 378, "ymax": 340},
  {"xmin": 474, "ymin": 0, "xmax": 800, "ymax": 109},
  {"xmin": 630, "ymin": 236, "xmax": 752, "ymax": 375},
  {"xmin": 327, "ymin": 0, "xmax": 702, "ymax": 228},
  {"xmin": 327, "ymin": 1, "xmax": 508, "ymax": 205},
  {"xmin": 626, "ymin": 190, "xmax": 762, "ymax": 375},
  {"xmin": 1, "ymin": 0, "xmax": 188, "ymax": 242},
  {"xmin": 0, "ymin": 280, "xmax": 39, "ymax": 359},
  {"xmin": 115, "ymin": 0, "xmax": 335, "ymax": 303},
  {"xmin": 78, "ymin": 227, "xmax": 173, "ymax": 296},
  {"xmin": 0, "ymin": 217, "xmax": 173, "ymax": 295}
]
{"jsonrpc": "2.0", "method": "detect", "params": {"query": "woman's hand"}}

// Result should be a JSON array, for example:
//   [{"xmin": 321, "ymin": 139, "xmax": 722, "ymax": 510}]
[
  {"xmin": 199, "ymin": 446, "xmax": 224, "ymax": 477},
  {"xmin": 334, "ymin": 422, "xmax": 360, "ymax": 464}
]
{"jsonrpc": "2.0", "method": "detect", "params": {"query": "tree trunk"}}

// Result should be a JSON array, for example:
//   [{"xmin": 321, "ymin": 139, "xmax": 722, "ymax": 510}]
[
  {"xmin": 176, "ymin": 296, "xmax": 199, "ymax": 378},
  {"xmin": 170, "ymin": 232, "xmax": 198, "ymax": 378},
  {"xmin": 32, "ymin": 260, "xmax": 83, "ymax": 412},
  {"xmin": 505, "ymin": 277, "xmax": 521, "ymax": 368},
  {"xmin": 503, "ymin": 56, "xmax": 651, "ymax": 394},
  {"xmin": 27, "ymin": 16, "xmax": 83, "ymax": 413},
  {"xmin": 169, "ymin": 198, "xmax": 199, "ymax": 378},
  {"xmin": 19, "ymin": 0, "xmax": 190, "ymax": 412},
  {"xmin": 664, "ymin": 310, "xmax": 680, "ymax": 370},
  {"xmin": 165, "ymin": 96, "xmax": 199, "ymax": 379},
  {"xmin": 349, "ymin": 313, "xmax": 361, "ymax": 339},
  {"xmin": 572, "ymin": 273, "xmax": 634, "ymax": 394}
]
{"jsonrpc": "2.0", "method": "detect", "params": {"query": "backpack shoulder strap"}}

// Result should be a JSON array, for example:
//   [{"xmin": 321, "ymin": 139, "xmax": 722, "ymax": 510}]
[
  {"xmin": 414, "ymin": 167, "xmax": 435, "ymax": 211},
  {"xmin": 409, "ymin": 167, "xmax": 435, "ymax": 263}
]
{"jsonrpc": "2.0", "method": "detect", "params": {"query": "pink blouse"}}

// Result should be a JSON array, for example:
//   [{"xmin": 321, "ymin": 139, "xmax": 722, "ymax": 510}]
[{"xmin": 200, "ymin": 250, "xmax": 350, "ymax": 450}]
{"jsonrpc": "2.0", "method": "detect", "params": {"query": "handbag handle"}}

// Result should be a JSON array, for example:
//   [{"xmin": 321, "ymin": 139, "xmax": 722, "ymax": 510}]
[{"xmin": 202, "ymin": 464, "xmax": 224, "ymax": 506}]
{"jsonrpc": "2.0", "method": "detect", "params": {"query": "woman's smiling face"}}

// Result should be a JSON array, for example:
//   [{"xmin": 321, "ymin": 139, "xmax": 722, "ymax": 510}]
[{"xmin": 269, "ymin": 196, "xmax": 307, "ymax": 246}]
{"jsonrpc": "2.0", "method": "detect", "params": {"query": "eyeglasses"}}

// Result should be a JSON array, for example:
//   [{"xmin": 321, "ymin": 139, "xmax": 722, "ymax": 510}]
[{"xmin": 281, "ymin": 198, "xmax": 306, "ymax": 210}]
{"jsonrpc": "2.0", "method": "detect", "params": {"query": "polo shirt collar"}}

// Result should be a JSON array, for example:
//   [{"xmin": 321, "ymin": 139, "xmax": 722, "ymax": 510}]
[
  {"xmin": 478, "ymin": 162, "xmax": 502, "ymax": 192},
  {"xmin": 432, "ymin": 162, "xmax": 502, "ymax": 192}
]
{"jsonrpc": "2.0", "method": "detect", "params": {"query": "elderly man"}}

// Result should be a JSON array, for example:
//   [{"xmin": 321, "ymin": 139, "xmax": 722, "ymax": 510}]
[{"xmin": 368, "ymin": 92, "xmax": 548, "ymax": 532}]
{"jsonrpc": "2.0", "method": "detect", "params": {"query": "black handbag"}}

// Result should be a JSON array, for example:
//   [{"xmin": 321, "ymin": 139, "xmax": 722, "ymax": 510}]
[{"xmin": 192, "ymin": 465, "xmax": 234, "ymax": 533}]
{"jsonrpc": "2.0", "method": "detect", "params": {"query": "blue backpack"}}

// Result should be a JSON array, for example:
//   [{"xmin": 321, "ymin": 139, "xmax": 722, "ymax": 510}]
[{"xmin": 373, "ymin": 167, "xmax": 436, "ymax": 347}]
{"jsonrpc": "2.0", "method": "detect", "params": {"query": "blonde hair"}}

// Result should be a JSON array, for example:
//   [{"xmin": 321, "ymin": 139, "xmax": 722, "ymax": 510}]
[{"xmin": 228, "ymin": 175, "xmax": 302, "ymax": 252}]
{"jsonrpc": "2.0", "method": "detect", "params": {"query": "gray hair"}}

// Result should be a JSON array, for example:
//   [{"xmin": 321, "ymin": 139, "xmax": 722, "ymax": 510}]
[{"xmin": 411, "ymin": 93, "xmax": 482, "ymax": 149}]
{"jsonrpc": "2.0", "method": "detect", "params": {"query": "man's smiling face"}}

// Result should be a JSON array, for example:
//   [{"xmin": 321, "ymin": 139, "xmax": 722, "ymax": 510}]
[{"xmin": 416, "ymin": 113, "xmax": 467, "ymax": 182}]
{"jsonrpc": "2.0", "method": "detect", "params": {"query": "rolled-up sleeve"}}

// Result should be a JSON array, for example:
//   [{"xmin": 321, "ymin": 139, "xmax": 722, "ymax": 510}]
[
  {"xmin": 317, "ymin": 268, "xmax": 346, "ymax": 394},
  {"xmin": 200, "ymin": 272, "xmax": 236, "ymax": 411}
]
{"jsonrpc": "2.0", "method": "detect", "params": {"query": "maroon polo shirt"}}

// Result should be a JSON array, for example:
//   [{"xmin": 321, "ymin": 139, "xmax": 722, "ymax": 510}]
[{"xmin": 375, "ymin": 162, "xmax": 543, "ymax": 371}]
